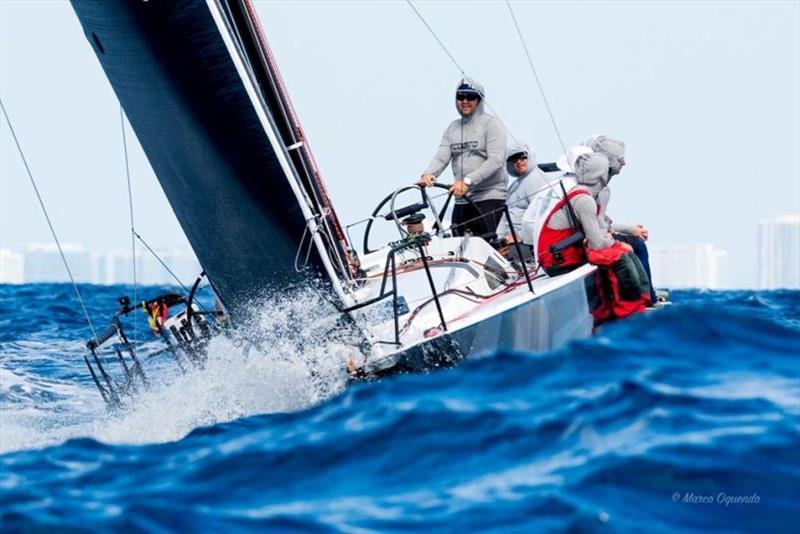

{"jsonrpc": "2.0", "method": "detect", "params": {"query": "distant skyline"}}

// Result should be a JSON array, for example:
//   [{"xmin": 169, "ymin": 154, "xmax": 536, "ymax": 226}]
[
  {"xmin": 0, "ymin": 243, "xmax": 201, "ymax": 285},
  {"xmin": 2, "ymin": 1, "xmax": 799, "ymax": 288}
]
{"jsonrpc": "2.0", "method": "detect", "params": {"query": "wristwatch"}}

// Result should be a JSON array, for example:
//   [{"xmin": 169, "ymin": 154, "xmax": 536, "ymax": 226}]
[{"xmin": 463, "ymin": 177, "xmax": 472, "ymax": 186}]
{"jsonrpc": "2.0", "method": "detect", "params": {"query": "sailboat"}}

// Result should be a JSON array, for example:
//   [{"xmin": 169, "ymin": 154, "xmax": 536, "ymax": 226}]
[{"xmin": 70, "ymin": 0, "xmax": 597, "ymax": 399}]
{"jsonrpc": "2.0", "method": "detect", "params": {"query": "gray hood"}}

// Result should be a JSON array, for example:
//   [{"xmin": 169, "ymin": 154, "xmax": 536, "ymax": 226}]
[
  {"xmin": 454, "ymin": 77, "xmax": 486, "ymax": 118},
  {"xmin": 574, "ymin": 152, "xmax": 609, "ymax": 197},
  {"xmin": 584, "ymin": 134, "xmax": 625, "ymax": 176},
  {"xmin": 505, "ymin": 141, "xmax": 538, "ymax": 178}
]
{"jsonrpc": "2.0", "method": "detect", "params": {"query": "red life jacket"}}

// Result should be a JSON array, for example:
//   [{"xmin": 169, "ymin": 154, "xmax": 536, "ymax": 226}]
[{"xmin": 537, "ymin": 189, "xmax": 592, "ymax": 272}]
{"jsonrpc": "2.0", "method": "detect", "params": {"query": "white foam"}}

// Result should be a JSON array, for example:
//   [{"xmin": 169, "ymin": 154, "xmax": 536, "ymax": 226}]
[
  {"xmin": 0, "ymin": 365, "xmax": 99, "ymax": 453},
  {"xmin": 1, "ymin": 287, "xmax": 360, "ymax": 453}
]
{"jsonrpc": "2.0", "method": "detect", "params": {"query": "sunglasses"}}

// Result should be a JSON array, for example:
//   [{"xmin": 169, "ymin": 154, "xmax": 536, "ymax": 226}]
[
  {"xmin": 456, "ymin": 93, "xmax": 479, "ymax": 102},
  {"xmin": 509, "ymin": 154, "xmax": 528, "ymax": 162}
]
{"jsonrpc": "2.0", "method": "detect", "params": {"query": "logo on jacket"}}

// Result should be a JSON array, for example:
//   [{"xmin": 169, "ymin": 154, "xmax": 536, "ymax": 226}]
[{"xmin": 450, "ymin": 141, "xmax": 479, "ymax": 151}]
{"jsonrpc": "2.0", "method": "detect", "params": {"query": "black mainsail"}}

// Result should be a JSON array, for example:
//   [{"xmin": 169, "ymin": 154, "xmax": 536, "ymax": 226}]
[{"xmin": 70, "ymin": 0, "xmax": 353, "ymax": 312}]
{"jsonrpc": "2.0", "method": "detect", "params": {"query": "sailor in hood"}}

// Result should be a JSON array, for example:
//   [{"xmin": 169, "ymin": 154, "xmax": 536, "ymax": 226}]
[
  {"xmin": 583, "ymin": 135, "xmax": 658, "ymax": 302},
  {"xmin": 583, "ymin": 135, "xmax": 626, "ymax": 177},
  {"xmin": 536, "ymin": 152, "xmax": 616, "ymax": 274},
  {"xmin": 418, "ymin": 78, "xmax": 508, "ymax": 239},
  {"xmin": 495, "ymin": 142, "xmax": 550, "ymax": 242},
  {"xmin": 581, "ymin": 135, "xmax": 625, "ymax": 233}
]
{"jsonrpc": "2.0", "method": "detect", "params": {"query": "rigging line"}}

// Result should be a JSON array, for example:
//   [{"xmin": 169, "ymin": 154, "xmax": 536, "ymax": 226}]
[
  {"xmin": 120, "ymin": 105, "xmax": 138, "ymax": 349},
  {"xmin": 0, "ymin": 98, "xmax": 99, "ymax": 342},
  {"xmin": 133, "ymin": 231, "xmax": 210, "ymax": 312},
  {"xmin": 405, "ymin": 0, "xmax": 520, "ymax": 147},
  {"xmin": 406, "ymin": 0, "xmax": 467, "ymax": 78},
  {"xmin": 132, "ymin": 231, "xmax": 191, "ymax": 295},
  {"xmin": 130, "ymin": 233, "xmax": 208, "ymax": 313},
  {"xmin": 505, "ymin": 0, "xmax": 568, "ymax": 159},
  {"xmin": 502, "ymin": 1, "xmax": 572, "ymax": 200}
]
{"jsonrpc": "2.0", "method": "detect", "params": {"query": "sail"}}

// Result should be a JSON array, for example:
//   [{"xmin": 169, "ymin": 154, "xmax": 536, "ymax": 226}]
[{"xmin": 70, "ymin": 0, "xmax": 352, "ymax": 313}]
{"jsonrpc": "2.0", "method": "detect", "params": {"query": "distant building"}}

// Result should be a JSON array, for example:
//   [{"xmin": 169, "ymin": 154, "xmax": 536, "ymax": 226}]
[
  {"xmin": 103, "ymin": 248, "xmax": 201, "ymax": 286},
  {"xmin": 23, "ymin": 243, "xmax": 94, "ymax": 283},
  {"xmin": 0, "ymin": 249, "xmax": 25, "ymax": 284},
  {"xmin": 92, "ymin": 253, "xmax": 109, "ymax": 285},
  {"xmin": 649, "ymin": 243, "xmax": 728, "ymax": 290},
  {"xmin": 758, "ymin": 214, "xmax": 800, "ymax": 290},
  {"xmin": 105, "ymin": 250, "xmax": 148, "ymax": 286},
  {"xmin": 158, "ymin": 249, "xmax": 203, "ymax": 286}
]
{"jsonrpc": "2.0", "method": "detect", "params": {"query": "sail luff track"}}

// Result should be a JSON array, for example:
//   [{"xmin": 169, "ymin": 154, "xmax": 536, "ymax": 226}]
[{"xmin": 220, "ymin": 0, "xmax": 353, "ymax": 281}]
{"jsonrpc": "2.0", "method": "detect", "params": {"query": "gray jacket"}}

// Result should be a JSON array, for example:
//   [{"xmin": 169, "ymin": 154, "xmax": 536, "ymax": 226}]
[
  {"xmin": 547, "ymin": 153, "xmax": 615, "ymax": 249},
  {"xmin": 496, "ymin": 142, "xmax": 550, "ymax": 238},
  {"xmin": 583, "ymin": 135, "xmax": 635, "ymax": 233},
  {"xmin": 423, "ymin": 78, "xmax": 508, "ymax": 203},
  {"xmin": 597, "ymin": 186, "xmax": 637, "ymax": 235}
]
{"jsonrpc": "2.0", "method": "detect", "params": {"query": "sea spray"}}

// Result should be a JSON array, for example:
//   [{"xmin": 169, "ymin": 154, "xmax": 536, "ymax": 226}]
[
  {"xmin": 1, "ymin": 283, "xmax": 359, "ymax": 452},
  {"xmin": 94, "ymin": 285, "xmax": 358, "ymax": 445}
]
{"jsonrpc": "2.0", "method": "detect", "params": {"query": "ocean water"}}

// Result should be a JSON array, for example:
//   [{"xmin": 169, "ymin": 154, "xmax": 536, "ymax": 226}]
[{"xmin": 0, "ymin": 284, "xmax": 798, "ymax": 533}]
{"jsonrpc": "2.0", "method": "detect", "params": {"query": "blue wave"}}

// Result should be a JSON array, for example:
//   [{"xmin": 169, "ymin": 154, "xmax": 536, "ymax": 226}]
[{"xmin": 1, "ymin": 286, "xmax": 798, "ymax": 532}]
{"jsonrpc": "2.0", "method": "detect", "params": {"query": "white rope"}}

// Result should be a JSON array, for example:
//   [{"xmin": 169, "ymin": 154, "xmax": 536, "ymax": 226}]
[{"xmin": 0, "ymin": 98, "xmax": 99, "ymax": 342}]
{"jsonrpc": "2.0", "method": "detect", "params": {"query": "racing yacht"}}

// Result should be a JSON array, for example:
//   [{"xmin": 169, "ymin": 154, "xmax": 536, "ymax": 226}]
[{"xmin": 70, "ymin": 0, "xmax": 596, "ymax": 404}]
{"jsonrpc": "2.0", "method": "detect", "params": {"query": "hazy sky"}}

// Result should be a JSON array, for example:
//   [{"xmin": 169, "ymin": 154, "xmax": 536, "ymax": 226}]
[{"xmin": 1, "ymin": 0, "xmax": 798, "ymax": 288}]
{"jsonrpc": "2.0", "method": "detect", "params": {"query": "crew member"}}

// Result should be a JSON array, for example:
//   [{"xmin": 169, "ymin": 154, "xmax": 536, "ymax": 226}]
[
  {"xmin": 537, "ymin": 152, "xmax": 651, "ymax": 321},
  {"xmin": 583, "ymin": 135, "xmax": 658, "ymax": 303},
  {"xmin": 495, "ymin": 142, "xmax": 549, "ymax": 243},
  {"xmin": 418, "ymin": 78, "xmax": 508, "ymax": 239},
  {"xmin": 537, "ymin": 152, "xmax": 615, "ymax": 275}
]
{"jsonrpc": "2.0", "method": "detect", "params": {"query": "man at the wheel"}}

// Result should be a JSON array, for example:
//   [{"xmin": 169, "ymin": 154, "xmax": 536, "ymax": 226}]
[{"xmin": 417, "ymin": 78, "xmax": 508, "ymax": 239}]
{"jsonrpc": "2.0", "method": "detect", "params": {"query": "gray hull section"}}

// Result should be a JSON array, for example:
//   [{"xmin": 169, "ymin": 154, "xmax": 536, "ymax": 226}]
[
  {"xmin": 376, "ymin": 273, "xmax": 595, "ymax": 374},
  {"xmin": 452, "ymin": 274, "xmax": 593, "ymax": 356}
]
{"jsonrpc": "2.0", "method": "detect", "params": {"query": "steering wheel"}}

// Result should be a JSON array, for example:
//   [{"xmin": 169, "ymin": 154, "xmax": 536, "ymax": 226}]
[{"xmin": 362, "ymin": 183, "xmax": 482, "ymax": 254}]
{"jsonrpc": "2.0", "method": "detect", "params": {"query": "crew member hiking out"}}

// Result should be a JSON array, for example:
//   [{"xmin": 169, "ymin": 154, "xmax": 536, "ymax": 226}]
[
  {"xmin": 536, "ymin": 151, "xmax": 652, "ymax": 322},
  {"xmin": 418, "ymin": 78, "xmax": 508, "ymax": 239},
  {"xmin": 582, "ymin": 134, "xmax": 660, "ymax": 303}
]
